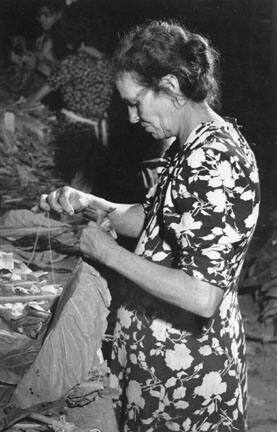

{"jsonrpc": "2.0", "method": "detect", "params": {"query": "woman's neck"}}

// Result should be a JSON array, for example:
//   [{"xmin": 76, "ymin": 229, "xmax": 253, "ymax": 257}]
[{"xmin": 178, "ymin": 100, "xmax": 223, "ymax": 144}]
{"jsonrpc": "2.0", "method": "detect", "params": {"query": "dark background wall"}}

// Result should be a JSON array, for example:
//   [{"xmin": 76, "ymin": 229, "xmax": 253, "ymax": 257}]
[{"xmin": 0, "ymin": 0, "xmax": 275, "ymax": 219}]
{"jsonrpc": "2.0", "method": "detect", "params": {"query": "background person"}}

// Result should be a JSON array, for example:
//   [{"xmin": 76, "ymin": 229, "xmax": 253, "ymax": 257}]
[
  {"xmin": 8, "ymin": 0, "xmax": 64, "ymax": 100},
  {"xmin": 20, "ymin": 0, "xmax": 65, "ymax": 104},
  {"xmin": 34, "ymin": 0, "xmax": 65, "ymax": 80},
  {"xmin": 40, "ymin": 20, "xmax": 260, "ymax": 432},
  {"xmin": 26, "ymin": 19, "xmax": 114, "ymax": 192}
]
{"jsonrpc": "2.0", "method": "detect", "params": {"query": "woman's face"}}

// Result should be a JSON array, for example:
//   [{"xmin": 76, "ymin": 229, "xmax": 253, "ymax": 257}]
[
  {"xmin": 116, "ymin": 72, "xmax": 177, "ymax": 140},
  {"xmin": 38, "ymin": 7, "xmax": 61, "ymax": 31}
]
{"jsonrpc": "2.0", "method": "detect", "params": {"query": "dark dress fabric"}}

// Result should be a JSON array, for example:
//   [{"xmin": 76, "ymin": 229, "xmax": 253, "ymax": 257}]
[{"xmin": 110, "ymin": 119, "xmax": 260, "ymax": 432}]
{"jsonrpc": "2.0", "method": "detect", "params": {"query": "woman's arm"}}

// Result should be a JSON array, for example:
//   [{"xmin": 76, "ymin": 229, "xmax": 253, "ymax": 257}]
[
  {"xmin": 80, "ymin": 222, "xmax": 224, "ymax": 318},
  {"xmin": 26, "ymin": 83, "xmax": 53, "ymax": 104},
  {"xmin": 79, "ymin": 43, "xmax": 104, "ymax": 59},
  {"xmin": 107, "ymin": 203, "xmax": 145, "ymax": 238},
  {"xmin": 40, "ymin": 186, "xmax": 223, "ymax": 317},
  {"xmin": 40, "ymin": 186, "xmax": 145, "ymax": 238},
  {"xmin": 111, "ymin": 245, "xmax": 223, "ymax": 318}
]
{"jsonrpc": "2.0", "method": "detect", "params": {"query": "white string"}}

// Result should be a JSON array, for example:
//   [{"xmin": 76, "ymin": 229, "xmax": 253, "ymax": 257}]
[
  {"xmin": 27, "ymin": 223, "xmax": 42, "ymax": 267},
  {"xmin": 26, "ymin": 213, "xmax": 56, "ymax": 284},
  {"xmin": 46, "ymin": 211, "xmax": 56, "ymax": 285}
]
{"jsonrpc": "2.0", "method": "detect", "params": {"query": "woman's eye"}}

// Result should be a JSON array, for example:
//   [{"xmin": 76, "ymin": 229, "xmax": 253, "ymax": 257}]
[{"xmin": 129, "ymin": 102, "xmax": 139, "ymax": 109}]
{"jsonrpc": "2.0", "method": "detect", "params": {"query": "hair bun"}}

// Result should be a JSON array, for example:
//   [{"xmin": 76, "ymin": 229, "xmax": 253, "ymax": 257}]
[
  {"xmin": 185, "ymin": 35, "xmax": 211, "ymax": 73},
  {"xmin": 113, "ymin": 20, "xmax": 221, "ymax": 108}
]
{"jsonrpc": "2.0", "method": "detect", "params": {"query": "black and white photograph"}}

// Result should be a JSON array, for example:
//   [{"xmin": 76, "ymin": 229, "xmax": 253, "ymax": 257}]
[{"xmin": 0, "ymin": 1, "xmax": 276, "ymax": 431}]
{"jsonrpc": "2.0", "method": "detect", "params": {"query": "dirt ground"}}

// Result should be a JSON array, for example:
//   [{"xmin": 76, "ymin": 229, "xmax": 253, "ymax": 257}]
[{"xmin": 239, "ymin": 293, "xmax": 277, "ymax": 432}]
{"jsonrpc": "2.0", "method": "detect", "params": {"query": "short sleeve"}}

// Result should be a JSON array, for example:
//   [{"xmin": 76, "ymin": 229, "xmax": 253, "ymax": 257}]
[
  {"xmin": 142, "ymin": 155, "xmax": 172, "ymax": 214},
  {"xmin": 167, "ymin": 143, "xmax": 259, "ymax": 290}
]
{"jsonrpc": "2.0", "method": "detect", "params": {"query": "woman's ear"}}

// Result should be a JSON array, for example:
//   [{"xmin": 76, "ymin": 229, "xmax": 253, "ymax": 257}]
[{"xmin": 159, "ymin": 74, "xmax": 181, "ymax": 95}]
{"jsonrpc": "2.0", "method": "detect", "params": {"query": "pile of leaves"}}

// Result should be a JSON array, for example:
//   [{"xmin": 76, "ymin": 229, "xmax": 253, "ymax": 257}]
[
  {"xmin": 0, "ymin": 250, "xmax": 62, "ymax": 410},
  {"xmin": 0, "ymin": 99, "xmax": 64, "ymax": 212},
  {"xmin": 0, "ymin": 209, "xmax": 83, "ymax": 280},
  {"xmin": 0, "ymin": 210, "xmax": 115, "ymax": 431},
  {"xmin": 0, "ymin": 257, "xmax": 114, "ymax": 432}
]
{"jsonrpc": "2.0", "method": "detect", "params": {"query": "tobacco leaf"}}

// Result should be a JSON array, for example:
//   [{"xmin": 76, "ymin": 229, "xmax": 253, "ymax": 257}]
[{"xmin": 11, "ymin": 259, "xmax": 111, "ymax": 409}]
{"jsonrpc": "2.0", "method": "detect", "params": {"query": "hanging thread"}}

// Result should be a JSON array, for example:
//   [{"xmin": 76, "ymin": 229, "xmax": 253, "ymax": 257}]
[
  {"xmin": 46, "ymin": 210, "xmax": 56, "ymax": 285},
  {"xmin": 27, "ymin": 211, "xmax": 56, "ymax": 285},
  {"xmin": 27, "ymin": 221, "xmax": 42, "ymax": 267}
]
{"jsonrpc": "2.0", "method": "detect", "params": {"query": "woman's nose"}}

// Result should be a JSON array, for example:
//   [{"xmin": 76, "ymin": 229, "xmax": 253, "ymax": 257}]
[{"xmin": 128, "ymin": 106, "xmax": 139, "ymax": 124}]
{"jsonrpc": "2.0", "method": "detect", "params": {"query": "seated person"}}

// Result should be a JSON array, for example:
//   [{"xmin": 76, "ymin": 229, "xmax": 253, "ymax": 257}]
[
  {"xmin": 9, "ymin": 36, "xmax": 34, "ymax": 92},
  {"xmin": 26, "ymin": 19, "xmax": 114, "ymax": 191},
  {"xmin": 26, "ymin": 19, "xmax": 113, "ymax": 129},
  {"xmin": 10, "ymin": 0, "xmax": 65, "ymax": 105},
  {"xmin": 34, "ymin": 0, "xmax": 65, "ymax": 79}
]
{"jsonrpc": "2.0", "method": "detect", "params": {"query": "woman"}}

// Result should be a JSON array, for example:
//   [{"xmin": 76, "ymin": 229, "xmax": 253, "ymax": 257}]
[
  {"xmin": 27, "ymin": 20, "xmax": 113, "ymax": 128},
  {"xmin": 40, "ymin": 21, "xmax": 260, "ymax": 431},
  {"xmin": 27, "ymin": 19, "xmax": 113, "ymax": 191}
]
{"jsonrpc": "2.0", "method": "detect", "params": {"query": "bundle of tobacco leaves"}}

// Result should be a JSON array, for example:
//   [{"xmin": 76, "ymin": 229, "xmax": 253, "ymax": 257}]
[
  {"xmin": 0, "ymin": 98, "xmax": 64, "ymax": 212},
  {"xmin": 0, "ymin": 209, "xmax": 84, "ymax": 277},
  {"xmin": 0, "ymin": 250, "xmax": 63, "ymax": 410}
]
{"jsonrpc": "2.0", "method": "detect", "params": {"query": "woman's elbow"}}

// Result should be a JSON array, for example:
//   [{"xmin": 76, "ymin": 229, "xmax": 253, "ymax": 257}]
[{"xmin": 198, "ymin": 284, "xmax": 224, "ymax": 318}]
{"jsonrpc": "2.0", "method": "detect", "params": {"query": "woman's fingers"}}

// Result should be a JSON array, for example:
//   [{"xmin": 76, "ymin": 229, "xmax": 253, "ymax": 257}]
[
  {"xmin": 56, "ymin": 188, "xmax": 76, "ymax": 215},
  {"xmin": 39, "ymin": 186, "xmax": 93, "ymax": 215},
  {"xmin": 46, "ymin": 189, "xmax": 67, "ymax": 213},
  {"xmin": 79, "ymin": 221, "xmax": 117, "ymax": 264},
  {"xmin": 39, "ymin": 194, "xmax": 50, "ymax": 211},
  {"xmin": 39, "ymin": 187, "xmax": 74, "ymax": 215}
]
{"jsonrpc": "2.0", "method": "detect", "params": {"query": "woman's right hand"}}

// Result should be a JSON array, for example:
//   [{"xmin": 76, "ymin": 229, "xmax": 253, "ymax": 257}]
[{"xmin": 39, "ymin": 186, "xmax": 92, "ymax": 215}]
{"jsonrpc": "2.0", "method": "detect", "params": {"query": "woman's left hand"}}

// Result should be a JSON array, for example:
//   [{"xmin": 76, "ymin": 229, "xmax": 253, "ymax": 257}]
[{"xmin": 80, "ymin": 221, "xmax": 119, "ymax": 265}]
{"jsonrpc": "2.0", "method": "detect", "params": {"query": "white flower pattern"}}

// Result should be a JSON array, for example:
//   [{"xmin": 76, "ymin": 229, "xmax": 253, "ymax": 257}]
[{"xmin": 111, "ymin": 119, "xmax": 260, "ymax": 431}]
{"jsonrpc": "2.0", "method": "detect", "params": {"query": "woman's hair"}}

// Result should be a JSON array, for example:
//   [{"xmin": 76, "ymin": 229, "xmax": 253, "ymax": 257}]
[{"xmin": 113, "ymin": 20, "xmax": 221, "ymax": 107}]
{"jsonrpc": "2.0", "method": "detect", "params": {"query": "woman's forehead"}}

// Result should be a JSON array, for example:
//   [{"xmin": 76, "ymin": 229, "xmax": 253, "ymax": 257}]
[
  {"xmin": 116, "ymin": 71, "xmax": 140, "ymax": 85},
  {"xmin": 116, "ymin": 72, "xmax": 144, "ymax": 97}
]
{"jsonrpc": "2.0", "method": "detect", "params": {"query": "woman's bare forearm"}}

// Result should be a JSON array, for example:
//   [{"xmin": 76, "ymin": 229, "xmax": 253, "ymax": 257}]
[
  {"xmin": 105, "ymin": 244, "xmax": 223, "ymax": 318},
  {"xmin": 88, "ymin": 195, "xmax": 145, "ymax": 238},
  {"xmin": 27, "ymin": 83, "xmax": 52, "ymax": 104},
  {"xmin": 40, "ymin": 187, "xmax": 145, "ymax": 238}
]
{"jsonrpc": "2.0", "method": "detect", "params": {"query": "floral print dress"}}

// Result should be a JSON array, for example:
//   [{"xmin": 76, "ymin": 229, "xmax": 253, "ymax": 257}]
[{"xmin": 110, "ymin": 119, "xmax": 260, "ymax": 432}]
